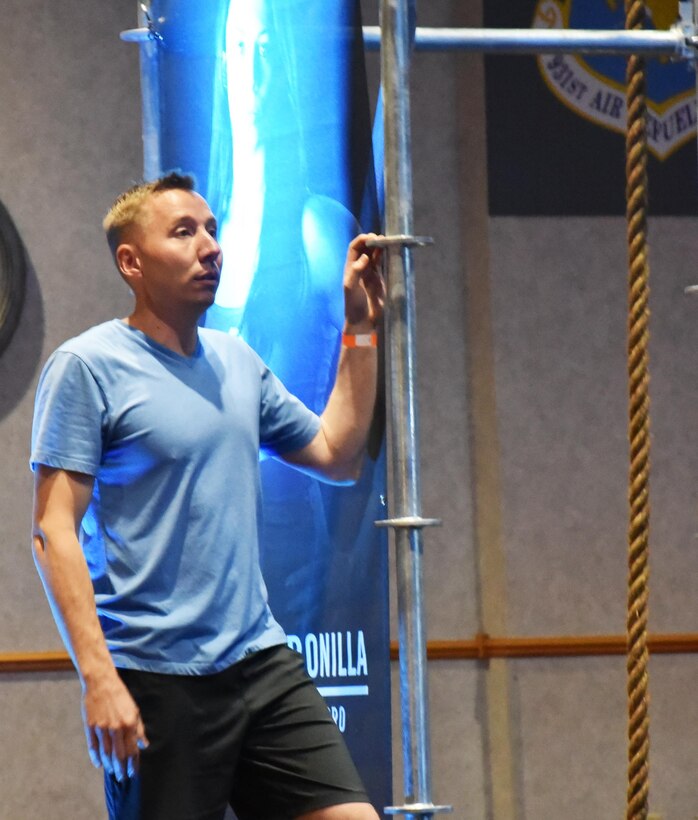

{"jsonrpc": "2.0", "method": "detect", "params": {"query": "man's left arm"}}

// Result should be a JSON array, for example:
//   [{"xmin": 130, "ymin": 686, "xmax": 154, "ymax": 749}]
[{"xmin": 283, "ymin": 233, "xmax": 385, "ymax": 483}]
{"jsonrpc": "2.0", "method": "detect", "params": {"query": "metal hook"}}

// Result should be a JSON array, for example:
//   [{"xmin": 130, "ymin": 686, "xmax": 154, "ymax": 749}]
[{"xmin": 139, "ymin": 2, "xmax": 163, "ymax": 43}]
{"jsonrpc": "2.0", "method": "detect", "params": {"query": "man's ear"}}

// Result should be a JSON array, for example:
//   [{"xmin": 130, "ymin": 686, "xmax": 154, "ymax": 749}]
[{"xmin": 116, "ymin": 243, "xmax": 141, "ymax": 287}]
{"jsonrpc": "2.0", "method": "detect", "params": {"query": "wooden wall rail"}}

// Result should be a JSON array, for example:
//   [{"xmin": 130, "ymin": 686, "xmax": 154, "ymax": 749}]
[
  {"xmin": 2, "ymin": 634, "xmax": 698, "ymax": 673},
  {"xmin": 389, "ymin": 633, "xmax": 698, "ymax": 660},
  {"xmin": 0, "ymin": 651, "xmax": 74, "ymax": 674}
]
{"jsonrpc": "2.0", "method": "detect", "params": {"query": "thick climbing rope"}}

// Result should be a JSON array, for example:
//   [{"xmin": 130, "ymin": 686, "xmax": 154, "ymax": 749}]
[{"xmin": 624, "ymin": 1, "xmax": 651, "ymax": 819}]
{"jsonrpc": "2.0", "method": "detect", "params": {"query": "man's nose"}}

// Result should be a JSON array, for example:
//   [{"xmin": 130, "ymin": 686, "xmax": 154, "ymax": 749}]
[{"xmin": 199, "ymin": 229, "xmax": 221, "ymax": 261}]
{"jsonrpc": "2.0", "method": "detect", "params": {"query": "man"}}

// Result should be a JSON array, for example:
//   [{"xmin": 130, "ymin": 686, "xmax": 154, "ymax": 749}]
[{"xmin": 31, "ymin": 173, "xmax": 384, "ymax": 820}]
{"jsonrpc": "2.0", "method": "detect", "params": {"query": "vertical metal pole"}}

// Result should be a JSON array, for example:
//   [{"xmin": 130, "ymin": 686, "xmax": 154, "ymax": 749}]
[
  {"xmin": 119, "ymin": 6, "xmax": 163, "ymax": 179},
  {"xmin": 136, "ymin": 2, "xmax": 162, "ymax": 180},
  {"xmin": 378, "ymin": 0, "xmax": 451, "ymax": 816}
]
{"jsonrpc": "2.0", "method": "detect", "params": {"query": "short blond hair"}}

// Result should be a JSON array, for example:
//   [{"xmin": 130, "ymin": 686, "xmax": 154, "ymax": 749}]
[{"xmin": 102, "ymin": 172, "xmax": 196, "ymax": 260}]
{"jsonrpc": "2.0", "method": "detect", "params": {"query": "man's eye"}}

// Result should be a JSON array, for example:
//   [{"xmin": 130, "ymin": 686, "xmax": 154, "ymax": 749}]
[{"xmin": 175, "ymin": 227, "xmax": 192, "ymax": 237}]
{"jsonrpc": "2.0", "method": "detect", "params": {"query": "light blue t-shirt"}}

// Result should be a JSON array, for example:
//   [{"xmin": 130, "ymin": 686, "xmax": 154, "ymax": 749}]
[{"xmin": 31, "ymin": 319, "xmax": 321, "ymax": 674}]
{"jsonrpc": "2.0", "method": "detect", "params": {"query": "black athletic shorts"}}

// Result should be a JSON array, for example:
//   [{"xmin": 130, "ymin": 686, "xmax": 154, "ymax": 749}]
[{"xmin": 104, "ymin": 644, "xmax": 370, "ymax": 820}]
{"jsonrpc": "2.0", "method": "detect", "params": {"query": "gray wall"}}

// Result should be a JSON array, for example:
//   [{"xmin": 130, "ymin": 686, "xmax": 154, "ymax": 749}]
[
  {"xmin": 2, "ymin": 1, "xmax": 698, "ymax": 818},
  {"xmin": 0, "ymin": 2, "xmax": 141, "ymax": 817}
]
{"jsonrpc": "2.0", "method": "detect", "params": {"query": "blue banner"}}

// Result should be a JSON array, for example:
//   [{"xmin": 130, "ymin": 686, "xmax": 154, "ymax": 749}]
[{"xmin": 136, "ymin": 0, "xmax": 391, "ymax": 808}]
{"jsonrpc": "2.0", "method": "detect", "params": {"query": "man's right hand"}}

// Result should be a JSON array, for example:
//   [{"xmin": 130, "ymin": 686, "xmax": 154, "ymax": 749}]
[
  {"xmin": 32, "ymin": 466, "xmax": 150, "ymax": 782},
  {"xmin": 82, "ymin": 672, "xmax": 149, "ymax": 781}
]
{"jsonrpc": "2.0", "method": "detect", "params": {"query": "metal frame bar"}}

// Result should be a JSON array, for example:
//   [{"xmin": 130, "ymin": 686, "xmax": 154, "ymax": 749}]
[
  {"xmin": 363, "ymin": 24, "xmax": 698, "ymax": 56},
  {"xmin": 122, "ymin": 5, "xmax": 162, "ymax": 179},
  {"xmin": 123, "ymin": 23, "xmax": 698, "ymax": 59},
  {"xmin": 378, "ymin": 0, "xmax": 451, "ymax": 817}
]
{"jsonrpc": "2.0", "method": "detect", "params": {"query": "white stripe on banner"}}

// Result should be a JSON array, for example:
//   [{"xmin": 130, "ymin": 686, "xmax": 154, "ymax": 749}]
[{"xmin": 318, "ymin": 685, "xmax": 370, "ymax": 698}]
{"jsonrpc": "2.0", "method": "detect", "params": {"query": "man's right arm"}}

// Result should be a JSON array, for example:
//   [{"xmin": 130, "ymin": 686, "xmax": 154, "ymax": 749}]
[{"xmin": 32, "ymin": 465, "xmax": 148, "ymax": 781}]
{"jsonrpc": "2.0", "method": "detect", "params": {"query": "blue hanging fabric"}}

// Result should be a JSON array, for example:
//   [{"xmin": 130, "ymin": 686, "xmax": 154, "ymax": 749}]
[{"xmin": 135, "ymin": 0, "xmax": 392, "ymax": 808}]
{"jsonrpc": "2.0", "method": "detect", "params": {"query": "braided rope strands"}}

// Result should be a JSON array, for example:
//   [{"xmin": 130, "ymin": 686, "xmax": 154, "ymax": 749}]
[{"xmin": 624, "ymin": 1, "xmax": 651, "ymax": 818}]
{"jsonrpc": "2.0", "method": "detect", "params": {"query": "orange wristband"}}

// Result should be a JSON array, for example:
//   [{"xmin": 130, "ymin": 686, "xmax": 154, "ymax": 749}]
[{"xmin": 342, "ymin": 332, "xmax": 377, "ymax": 348}]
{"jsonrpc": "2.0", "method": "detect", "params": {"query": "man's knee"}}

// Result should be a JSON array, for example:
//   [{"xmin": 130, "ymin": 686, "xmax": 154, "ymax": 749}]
[{"xmin": 295, "ymin": 801, "xmax": 380, "ymax": 820}]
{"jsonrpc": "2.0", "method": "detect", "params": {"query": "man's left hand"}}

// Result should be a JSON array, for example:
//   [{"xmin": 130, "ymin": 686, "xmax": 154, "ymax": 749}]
[{"xmin": 343, "ymin": 234, "xmax": 385, "ymax": 329}]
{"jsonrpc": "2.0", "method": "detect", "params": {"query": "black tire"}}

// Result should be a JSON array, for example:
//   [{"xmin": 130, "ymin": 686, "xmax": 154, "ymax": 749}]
[{"xmin": 0, "ymin": 198, "xmax": 26, "ymax": 356}]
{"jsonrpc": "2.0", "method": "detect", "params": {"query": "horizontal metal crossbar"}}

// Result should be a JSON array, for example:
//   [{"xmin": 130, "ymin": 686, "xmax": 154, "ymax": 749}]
[
  {"xmin": 122, "ymin": 24, "xmax": 698, "ymax": 59},
  {"xmin": 121, "ymin": 27, "xmax": 150, "ymax": 42},
  {"xmin": 375, "ymin": 516, "xmax": 442, "ymax": 529},
  {"xmin": 385, "ymin": 803, "xmax": 453, "ymax": 816},
  {"xmin": 366, "ymin": 234, "xmax": 434, "ymax": 249},
  {"xmin": 363, "ymin": 24, "xmax": 697, "ymax": 58}
]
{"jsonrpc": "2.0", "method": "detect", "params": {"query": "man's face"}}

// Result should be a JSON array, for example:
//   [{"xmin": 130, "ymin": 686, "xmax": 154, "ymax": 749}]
[{"xmin": 124, "ymin": 188, "xmax": 222, "ymax": 313}]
